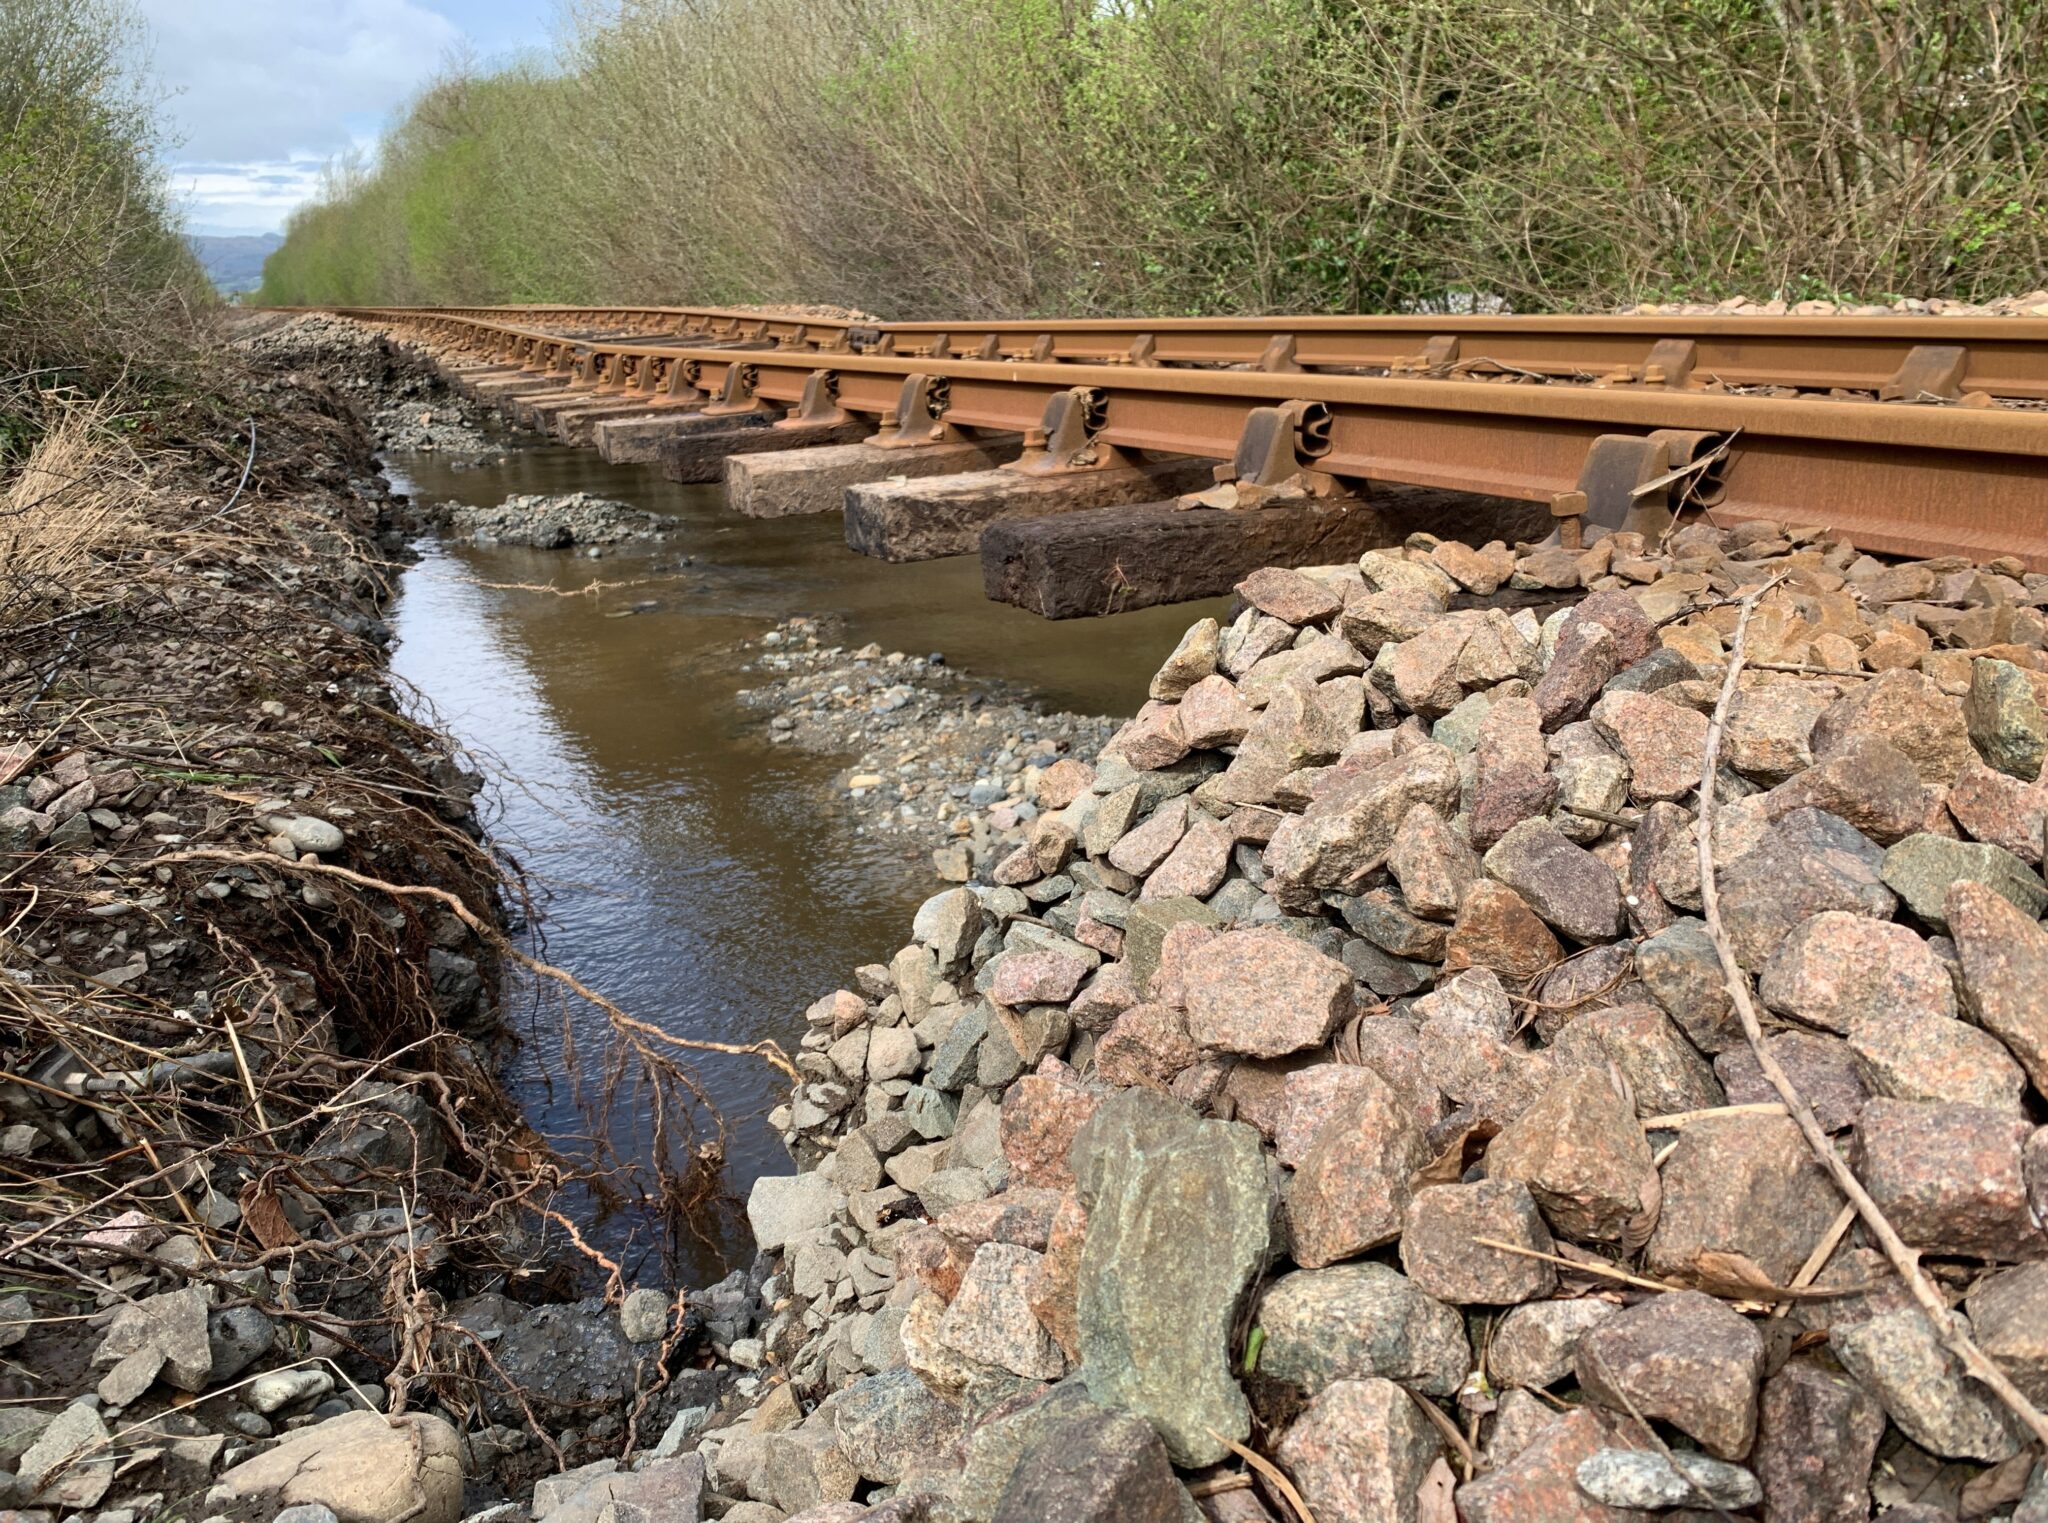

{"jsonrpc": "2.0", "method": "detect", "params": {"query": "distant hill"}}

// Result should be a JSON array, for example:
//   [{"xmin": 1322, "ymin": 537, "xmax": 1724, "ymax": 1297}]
[{"xmin": 186, "ymin": 233, "xmax": 283, "ymax": 296}]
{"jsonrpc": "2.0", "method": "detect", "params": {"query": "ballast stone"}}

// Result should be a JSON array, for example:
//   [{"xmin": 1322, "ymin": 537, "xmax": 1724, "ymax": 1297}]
[{"xmin": 1072, "ymin": 1089, "xmax": 1271, "ymax": 1467}]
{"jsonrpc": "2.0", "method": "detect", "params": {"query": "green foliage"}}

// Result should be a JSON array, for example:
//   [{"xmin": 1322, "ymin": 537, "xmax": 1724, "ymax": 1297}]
[
  {"xmin": 259, "ymin": 0, "xmax": 2048, "ymax": 316},
  {"xmin": 0, "ymin": 0, "xmax": 209, "ymax": 403}
]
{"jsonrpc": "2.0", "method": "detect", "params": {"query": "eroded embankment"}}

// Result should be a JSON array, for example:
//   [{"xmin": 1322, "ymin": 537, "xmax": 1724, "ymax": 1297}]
[{"xmin": 0, "ymin": 328, "xmax": 767, "ymax": 1521}]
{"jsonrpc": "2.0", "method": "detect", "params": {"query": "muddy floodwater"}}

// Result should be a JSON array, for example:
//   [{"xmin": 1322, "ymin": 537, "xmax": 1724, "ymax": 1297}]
[{"xmin": 383, "ymin": 441, "xmax": 1224, "ymax": 1285}]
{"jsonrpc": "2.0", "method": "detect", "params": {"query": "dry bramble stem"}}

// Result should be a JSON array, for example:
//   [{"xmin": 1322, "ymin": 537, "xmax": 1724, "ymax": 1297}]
[
  {"xmin": 148, "ymin": 848, "xmax": 803, "ymax": 1085},
  {"xmin": 1695, "ymin": 578, "xmax": 2048, "ymax": 1451}
]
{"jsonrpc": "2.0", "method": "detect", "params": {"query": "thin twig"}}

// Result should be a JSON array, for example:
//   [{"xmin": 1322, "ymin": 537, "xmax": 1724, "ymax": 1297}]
[
  {"xmin": 1694, "ymin": 576, "xmax": 2048, "ymax": 1449},
  {"xmin": 1771, "ymin": 1202, "xmax": 1858, "ymax": 1322},
  {"xmin": 1639, "ymin": 1102, "xmax": 1787, "ymax": 1130},
  {"xmin": 206, "ymin": 418, "xmax": 257, "ymax": 521},
  {"xmin": 1207, "ymin": 1429, "xmax": 1318, "ymax": 1523},
  {"xmin": 148, "ymin": 849, "xmax": 801, "ymax": 1084},
  {"xmin": 1470, "ymin": 1237, "xmax": 1677, "ymax": 1295}
]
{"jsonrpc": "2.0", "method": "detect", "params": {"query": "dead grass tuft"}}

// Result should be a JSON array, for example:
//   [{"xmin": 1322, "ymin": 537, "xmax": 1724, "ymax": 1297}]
[{"xmin": 0, "ymin": 399, "xmax": 147, "ymax": 631}]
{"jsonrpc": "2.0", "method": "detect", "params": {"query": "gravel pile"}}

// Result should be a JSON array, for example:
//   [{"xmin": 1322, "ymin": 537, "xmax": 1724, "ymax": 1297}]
[
  {"xmin": 1628, "ymin": 289, "xmax": 2048, "ymax": 317},
  {"xmin": 446, "ymin": 491, "xmax": 677, "ymax": 549},
  {"xmin": 368, "ymin": 396, "xmax": 497, "ymax": 454},
  {"xmin": 662, "ymin": 522, "xmax": 2048, "ymax": 1523},
  {"xmin": 737, "ymin": 618, "xmax": 1117, "ymax": 870},
  {"xmin": 236, "ymin": 313, "xmax": 503, "ymax": 455}
]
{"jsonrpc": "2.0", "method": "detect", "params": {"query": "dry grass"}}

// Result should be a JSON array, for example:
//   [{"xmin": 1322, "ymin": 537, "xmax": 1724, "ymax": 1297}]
[{"xmin": 0, "ymin": 400, "xmax": 147, "ymax": 632}]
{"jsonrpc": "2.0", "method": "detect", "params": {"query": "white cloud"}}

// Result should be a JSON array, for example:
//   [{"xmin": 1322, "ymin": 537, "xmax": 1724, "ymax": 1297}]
[
  {"xmin": 136, "ymin": 0, "xmax": 469, "ymax": 233},
  {"xmin": 165, "ymin": 156, "xmax": 344, "ymax": 236}
]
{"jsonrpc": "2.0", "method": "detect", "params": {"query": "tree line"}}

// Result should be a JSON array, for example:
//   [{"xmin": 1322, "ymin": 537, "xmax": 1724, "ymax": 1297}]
[{"xmin": 172, "ymin": 0, "xmax": 2048, "ymax": 319}]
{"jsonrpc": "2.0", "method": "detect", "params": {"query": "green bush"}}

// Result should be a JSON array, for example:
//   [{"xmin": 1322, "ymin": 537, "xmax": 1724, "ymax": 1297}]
[
  {"xmin": 259, "ymin": 0, "xmax": 2048, "ymax": 316},
  {"xmin": 0, "ymin": 0, "xmax": 209, "ymax": 401}
]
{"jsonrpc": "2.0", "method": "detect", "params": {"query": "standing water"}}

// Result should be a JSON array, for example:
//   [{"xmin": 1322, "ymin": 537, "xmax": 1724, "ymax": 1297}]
[{"xmin": 382, "ymin": 441, "xmax": 1224, "ymax": 1285}]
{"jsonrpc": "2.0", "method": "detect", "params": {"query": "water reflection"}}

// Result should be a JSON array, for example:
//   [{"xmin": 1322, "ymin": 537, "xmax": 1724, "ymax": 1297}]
[{"xmin": 382, "ymin": 442, "xmax": 1224, "ymax": 1284}]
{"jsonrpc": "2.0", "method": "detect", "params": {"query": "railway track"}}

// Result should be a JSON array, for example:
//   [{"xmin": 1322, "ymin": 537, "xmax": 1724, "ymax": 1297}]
[
  {"xmin": 355, "ymin": 303, "xmax": 2048, "ymax": 401},
  {"xmin": 341, "ymin": 302, "xmax": 2048, "ymax": 598}
]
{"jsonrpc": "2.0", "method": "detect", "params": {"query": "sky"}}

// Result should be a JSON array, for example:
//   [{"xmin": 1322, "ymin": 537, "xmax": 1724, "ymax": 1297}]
[{"xmin": 138, "ymin": 0, "xmax": 557, "ymax": 237}]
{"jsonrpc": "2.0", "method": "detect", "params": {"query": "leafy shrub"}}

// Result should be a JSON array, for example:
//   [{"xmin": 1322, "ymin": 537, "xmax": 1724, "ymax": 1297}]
[{"xmin": 258, "ymin": 0, "xmax": 2048, "ymax": 316}]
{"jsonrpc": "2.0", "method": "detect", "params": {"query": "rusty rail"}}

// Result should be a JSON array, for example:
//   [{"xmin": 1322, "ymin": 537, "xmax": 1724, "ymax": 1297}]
[
  {"xmin": 344, "ymin": 308, "xmax": 2048, "ymax": 568},
  {"xmin": 334, "ymin": 304, "xmax": 2048, "ymax": 403}
]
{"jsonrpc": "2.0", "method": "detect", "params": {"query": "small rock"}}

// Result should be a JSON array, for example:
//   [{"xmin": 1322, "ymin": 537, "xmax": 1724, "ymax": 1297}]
[
  {"xmin": 990, "ymin": 950, "xmax": 1093, "ymax": 1007},
  {"xmin": 1724, "ymin": 683, "xmax": 1831, "ymax": 783},
  {"xmin": 247, "ymin": 1367, "xmax": 334, "ymax": 1414},
  {"xmin": 1177, "ymin": 674, "xmax": 1255, "ymax": 749},
  {"xmin": 1263, "ymin": 743, "xmax": 1461, "ymax": 901},
  {"xmin": 1399, "ymin": 1180, "xmax": 1557, "ymax": 1305},
  {"xmin": 1547, "ymin": 1003, "xmax": 1722, "ymax": 1119},
  {"xmin": 1848, "ymin": 1010, "xmax": 2026, "ymax": 1110},
  {"xmin": 1109, "ymin": 701, "xmax": 1190, "ymax": 771},
  {"xmin": 1881, "ymin": 831, "xmax": 2048, "ymax": 929},
  {"xmin": 1752, "ymin": 1357, "xmax": 1886, "ymax": 1523},
  {"xmin": 1276, "ymin": 1378, "xmax": 1444, "ymax": 1523},
  {"xmin": 1150, "ymin": 618, "xmax": 1221, "ymax": 701},
  {"xmin": 1255, "ymin": 1262, "xmax": 1471, "ymax": 1397},
  {"xmin": 619, "ymin": 1288, "xmax": 670, "ymax": 1344},
  {"xmin": 747, "ymin": 1173, "xmax": 846, "ymax": 1252},
  {"xmin": 215, "ymin": 1410, "xmax": 464, "ymax": 1523},
  {"xmin": 1485, "ymin": 1068, "xmax": 1658, "ymax": 1246},
  {"xmin": 999, "ymin": 1063, "xmax": 1102, "ymax": 1190},
  {"xmin": 1968, "ymin": 1264, "xmax": 2048, "ymax": 1404},
  {"xmin": 1810, "ymin": 667, "xmax": 1975, "ymax": 786},
  {"xmin": 833, "ymin": 1367, "xmax": 967, "ymax": 1485},
  {"xmin": 1443, "ymin": 879, "xmax": 1564, "ymax": 981},
  {"xmin": 17, "ymin": 1402, "xmax": 113, "ymax": 1509},
  {"xmin": 942, "ymin": 1242, "xmax": 1065, "ymax": 1380},
  {"xmin": 1712, "ymin": 1033, "xmax": 1868, "ymax": 1133},
  {"xmin": 272, "ymin": 1507, "xmax": 341, "ymax": 1523},
  {"xmin": 1482, "ymin": 819, "xmax": 1625, "ymax": 943},
  {"xmin": 1853, "ymin": 1099, "xmax": 2044, "ymax": 1259},
  {"xmin": 1964, "ymin": 657, "xmax": 2047, "ymax": 779},
  {"xmin": 913, "ymin": 887, "xmax": 984, "ymax": 973},
  {"xmin": 1646, "ymin": 1113, "xmax": 1842, "ymax": 1287},
  {"xmin": 989, "ymin": 1402, "xmax": 1194, "ymax": 1523},
  {"xmin": 1635, "ymin": 918, "xmax": 1742, "ymax": 1052},
  {"xmin": 1718, "ymin": 808, "xmax": 1896, "ymax": 969},
  {"xmin": 1575, "ymin": 1290, "xmax": 1766, "ymax": 1460},
  {"xmin": 1490, "ymin": 1299, "xmax": 1620, "ymax": 1390},
  {"xmin": 1455, "ymin": 1406, "xmax": 1645, "ymax": 1523},
  {"xmin": 1764, "ymin": 733, "xmax": 1929, "ymax": 844},
  {"xmin": 1274, "ymin": 1062, "xmax": 1421, "ymax": 1169},
  {"xmin": 1947, "ymin": 877, "xmax": 2048, "ymax": 1097},
  {"xmin": 1239, "ymin": 567, "xmax": 1343, "ymax": 626},
  {"xmin": 263, "ymin": 813, "xmax": 345, "ymax": 854},
  {"xmin": 1388, "ymin": 803, "xmax": 1478, "ymax": 920},
  {"xmin": 1590, "ymin": 690, "xmax": 1709, "ymax": 801},
  {"xmin": 1574, "ymin": 1448, "xmax": 1761, "ymax": 1511},
  {"xmin": 1285, "ymin": 1068, "xmax": 1428, "ymax": 1266},
  {"xmin": 1757, "ymin": 910, "xmax": 1954, "ymax": 1030},
  {"xmin": 93, "ymin": 1284, "xmax": 212, "ymax": 1392},
  {"xmin": 207, "ymin": 1304, "xmax": 276, "ymax": 1385},
  {"xmin": 1830, "ymin": 1306, "xmax": 2020, "ymax": 1462},
  {"xmin": 1179, "ymin": 929, "xmax": 1354, "ymax": 1057}
]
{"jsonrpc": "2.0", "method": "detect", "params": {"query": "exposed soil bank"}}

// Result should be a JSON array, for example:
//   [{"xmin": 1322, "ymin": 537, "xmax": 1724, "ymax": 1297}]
[{"xmin": 0, "ymin": 326, "xmax": 760, "ymax": 1521}]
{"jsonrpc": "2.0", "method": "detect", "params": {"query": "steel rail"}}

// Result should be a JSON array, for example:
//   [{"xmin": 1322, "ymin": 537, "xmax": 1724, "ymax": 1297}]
[
  {"xmin": 334, "ymin": 303, "xmax": 2048, "ymax": 402},
  {"xmin": 358, "ymin": 309, "xmax": 2048, "ymax": 568},
  {"xmin": 331, "ymin": 303, "xmax": 869, "ymax": 347}
]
